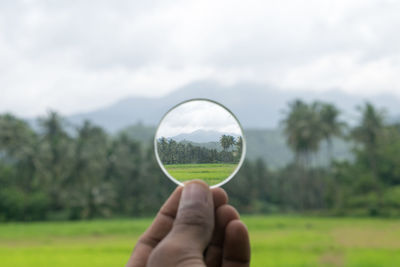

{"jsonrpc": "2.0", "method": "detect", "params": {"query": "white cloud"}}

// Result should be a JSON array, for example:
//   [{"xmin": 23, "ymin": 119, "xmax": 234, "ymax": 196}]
[
  {"xmin": 1, "ymin": 0, "xmax": 400, "ymax": 117},
  {"xmin": 156, "ymin": 100, "xmax": 242, "ymax": 138},
  {"xmin": 279, "ymin": 52, "xmax": 400, "ymax": 95}
]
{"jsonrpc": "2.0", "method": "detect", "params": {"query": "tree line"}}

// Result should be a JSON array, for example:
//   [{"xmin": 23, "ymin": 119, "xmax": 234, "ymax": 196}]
[
  {"xmin": 156, "ymin": 135, "xmax": 242, "ymax": 164},
  {"xmin": 279, "ymin": 100, "xmax": 400, "ymax": 216},
  {"xmin": 0, "ymin": 100, "xmax": 399, "ymax": 221}
]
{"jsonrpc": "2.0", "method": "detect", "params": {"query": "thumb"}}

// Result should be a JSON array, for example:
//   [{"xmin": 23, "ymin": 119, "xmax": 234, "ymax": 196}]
[
  {"xmin": 147, "ymin": 181, "xmax": 215, "ymax": 267},
  {"xmin": 170, "ymin": 180, "xmax": 215, "ymax": 251}
]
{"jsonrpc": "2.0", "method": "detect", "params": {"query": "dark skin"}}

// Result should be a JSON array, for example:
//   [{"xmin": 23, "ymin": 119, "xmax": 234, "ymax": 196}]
[{"xmin": 126, "ymin": 180, "xmax": 250, "ymax": 267}]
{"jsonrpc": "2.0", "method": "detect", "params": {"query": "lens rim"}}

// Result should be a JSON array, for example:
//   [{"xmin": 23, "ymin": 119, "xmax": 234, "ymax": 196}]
[{"xmin": 154, "ymin": 98, "xmax": 247, "ymax": 188}]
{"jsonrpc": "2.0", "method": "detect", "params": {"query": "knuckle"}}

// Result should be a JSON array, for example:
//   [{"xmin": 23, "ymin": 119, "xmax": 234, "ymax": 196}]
[
  {"xmin": 175, "ymin": 204, "xmax": 213, "ymax": 231},
  {"xmin": 157, "ymin": 240, "xmax": 190, "ymax": 255},
  {"xmin": 148, "ymin": 240, "xmax": 200, "ymax": 266}
]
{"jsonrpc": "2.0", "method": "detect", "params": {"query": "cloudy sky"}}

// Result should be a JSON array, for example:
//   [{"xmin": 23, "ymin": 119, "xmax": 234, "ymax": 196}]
[
  {"xmin": 156, "ymin": 100, "xmax": 242, "ymax": 138},
  {"xmin": 1, "ymin": 0, "xmax": 400, "ymax": 117}
]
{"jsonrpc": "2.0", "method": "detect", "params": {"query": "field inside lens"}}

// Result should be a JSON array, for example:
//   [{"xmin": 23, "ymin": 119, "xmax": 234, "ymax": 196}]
[
  {"xmin": 157, "ymin": 132, "xmax": 243, "ymax": 186},
  {"xmin": 164, "ymin": 163, "xmax": 237, "ymax": 185}
]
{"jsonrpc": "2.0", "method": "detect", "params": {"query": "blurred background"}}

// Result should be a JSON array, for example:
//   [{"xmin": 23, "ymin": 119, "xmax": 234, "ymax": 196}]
[{"xmin": 1, "ymin": 1, "xmax": 400, "ymax": 266}]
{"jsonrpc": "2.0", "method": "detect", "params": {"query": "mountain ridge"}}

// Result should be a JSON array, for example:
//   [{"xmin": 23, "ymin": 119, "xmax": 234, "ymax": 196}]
[
  {"xmin": 66, "ymin": 80, "xmax": 400, "ymax": 132},
  {"xmin": 168, "ymin": 129, "xmax": 240, "ymax": 143},
  {"xmin": 123, "ymin": 124, "xmax": 351, "ymax": 168}
]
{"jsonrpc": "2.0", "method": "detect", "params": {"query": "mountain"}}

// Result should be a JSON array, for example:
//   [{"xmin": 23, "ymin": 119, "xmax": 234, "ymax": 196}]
[
  {"xmin": 170, "ymin": 129, "xmax": 240, "ymax": 143},
  {"xmin": 67, "ymin": 80, "xmax": 400, "ymax": 132},
  {"xmin": 124, "ymin": 124, "xmax": 352, "ymax": 168}
]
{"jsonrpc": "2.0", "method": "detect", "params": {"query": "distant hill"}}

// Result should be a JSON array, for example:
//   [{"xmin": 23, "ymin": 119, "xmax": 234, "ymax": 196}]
[
  {"xmin": 178, "ymin": 140, "xmax": 222, "ymax": 151},
  {"xmin": 123, "ymin": 123, "xmax": 352, "ymax": 169},
  {"xmin": 59, "ymin": 81, "xmax": 391, "ymax": 168},
  {"xmin": 170, "ymin": 129, "xmax": 240, "ymax": 143},
  {"xmin": 66, "ymin": 81, "xmax": 400, "ymax": 133}
]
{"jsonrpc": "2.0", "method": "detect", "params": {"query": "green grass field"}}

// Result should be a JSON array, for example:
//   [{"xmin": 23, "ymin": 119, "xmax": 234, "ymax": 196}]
[
  {"xmin": 1, "ymin": 216, "xmax": 400, "ymax": 267},
  {"xmin": 164, "ymin": 163, "xmax": 237, "ymax": 185}
]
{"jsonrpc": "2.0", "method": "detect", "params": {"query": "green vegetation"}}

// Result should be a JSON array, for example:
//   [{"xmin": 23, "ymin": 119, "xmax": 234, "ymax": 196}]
[
  {"xmin": 156, "ymin": 134, "xmax": 241, "ymax": 165},
  {"xmin": 124, "ymin": 125, "xmax": 351, "ymax": 169},
  {"xmin": 156, "ymin": 134, "xmax": 241, "ymax": 185},
  {"xmin": 282, "ymin": 100, "xmax": 345, "ymax": 167},
  {"xmin": 1, "ymin": 216, "xmax": 400, "ymax": 267},
  {"xmin": 1, "ymin": 98, "xmax": 399, "ymax": 267},
  {"xmin": 164, "ymin": 163, "xmax": 237, "ymax": 185},
  {"xmin": 0, "ymin": 100, "xmax": 400, "ymax": 221}
]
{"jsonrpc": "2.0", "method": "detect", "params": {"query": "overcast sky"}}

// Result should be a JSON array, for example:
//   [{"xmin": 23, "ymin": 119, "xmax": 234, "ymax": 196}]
[
  {"xmin": 156, "ymin": 100, "xmax": 242, "ymax": 138},
  {"xmin": 1, "ymin": 0, "xmax": 400, "ymax": 117}
]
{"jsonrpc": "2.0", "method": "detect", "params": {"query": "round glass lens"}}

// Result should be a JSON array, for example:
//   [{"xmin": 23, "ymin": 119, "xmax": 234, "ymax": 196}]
[{"xmin": 154, "ymin": 99, "xmax": 246, "ymax": 188}]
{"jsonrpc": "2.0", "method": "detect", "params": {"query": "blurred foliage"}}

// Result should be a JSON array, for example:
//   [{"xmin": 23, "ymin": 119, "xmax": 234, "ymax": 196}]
[{"xmin": 0, "ymin": 100, "xmax": 399, "ymax": 221}]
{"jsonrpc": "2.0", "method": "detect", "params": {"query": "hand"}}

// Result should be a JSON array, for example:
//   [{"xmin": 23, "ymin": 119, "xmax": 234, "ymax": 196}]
[{"xmin": 126, "ymin": 180, "xmax": 250, "ymax": 267}]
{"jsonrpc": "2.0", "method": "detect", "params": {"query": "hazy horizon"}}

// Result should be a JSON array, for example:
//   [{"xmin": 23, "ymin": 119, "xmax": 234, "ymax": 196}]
[
  {"xmin": 20, "ymin": 80, "xmax": 400, "ymax": 119},
  {"xmin": 155, "ymin": 100, "xmax": 242, "ymax": 139},
  {"xmin": 158, "ymin": 128, "xmax": 241, "ymax": 142},
  {"xmin": 2, "ymin": 0, "xmax": 400, "ymax": 117}
]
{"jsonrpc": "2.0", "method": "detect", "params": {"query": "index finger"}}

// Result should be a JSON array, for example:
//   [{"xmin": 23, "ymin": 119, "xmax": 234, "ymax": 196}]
[{"xmin": 222, "ymin": 220, "xmax": 251, "ymax": 267}]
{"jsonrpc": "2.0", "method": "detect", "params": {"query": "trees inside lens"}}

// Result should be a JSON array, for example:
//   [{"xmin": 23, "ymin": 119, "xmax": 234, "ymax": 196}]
[{"xmin": 155, "ymin": 99, "xmax": 245, "ymax": 186}]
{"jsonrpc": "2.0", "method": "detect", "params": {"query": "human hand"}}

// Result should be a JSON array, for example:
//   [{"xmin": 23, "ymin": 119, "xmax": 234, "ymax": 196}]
[{"xmin": 126, "ymin": 180, "xmax": 250, "ymax": 267}]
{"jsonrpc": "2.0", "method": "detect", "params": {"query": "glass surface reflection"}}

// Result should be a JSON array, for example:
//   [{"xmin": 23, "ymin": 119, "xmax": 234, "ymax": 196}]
[{"xmin": 155, "ymin": 99, "xmax": 246, "ymax": 188}]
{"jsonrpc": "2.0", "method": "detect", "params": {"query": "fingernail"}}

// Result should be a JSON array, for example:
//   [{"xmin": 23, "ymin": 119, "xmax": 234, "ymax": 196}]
[{"xmin": 181, "ymin": 181, "xmax": 209, "ymax": 205}]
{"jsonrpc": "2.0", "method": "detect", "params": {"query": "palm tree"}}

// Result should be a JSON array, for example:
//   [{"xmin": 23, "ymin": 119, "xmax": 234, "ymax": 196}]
[
  {"xmin": 69, "ymin": 120, "xmax": 113, "ymax": 219},
  {"xmin": 37, "ymin": 111, "xmax": 73, "ymax": 210},
  {"xmin": 0, "ymin": 114, "xmax": 38, "ymax": 192},
  {"xmin": 167, "ymin": 139, "xmax": 177, "ymax": 164},
  {"xmin": 352, "ymin": 102, "xmax": 385, "ymax": 174},
  {"xmin": 157, "ymin": 137, "xmax": 168, "ymax": 162},
  {"xmin": 219, "ymin": 134, "xmax": 235, "ymax": 151},
  {"xmin": 227, "ymin": 135, "xmax": 236, "ymax": 150},
  {"xmin": 281, "ymin": 100, "xmax": 323, "ymax": 168},
  {"xmin": 317, "ymin": 102, "xmax": 346, "ymax": 161},
  {"xmin": 236, "ymin": 136, "xmax": 243, "ymax": 154},
  {"xmin": 219, "ymin": 135, "xmax": 236, "ymax": 163}
]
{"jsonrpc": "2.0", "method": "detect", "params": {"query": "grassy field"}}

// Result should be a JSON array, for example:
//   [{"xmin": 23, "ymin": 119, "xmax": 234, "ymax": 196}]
[
  {"xmin": 1, "ymin": 216, "xmax": 400, "ymax": 267},
  {"xmin": 164, "ymin": 163, "xmax": 237, "ymax": 185}
]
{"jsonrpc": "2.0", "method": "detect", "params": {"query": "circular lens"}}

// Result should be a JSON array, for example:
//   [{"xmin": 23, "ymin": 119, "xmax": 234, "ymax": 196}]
[{"xmin": 154, "ymin": 99, "xmax": 246, "ymax": 188}]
